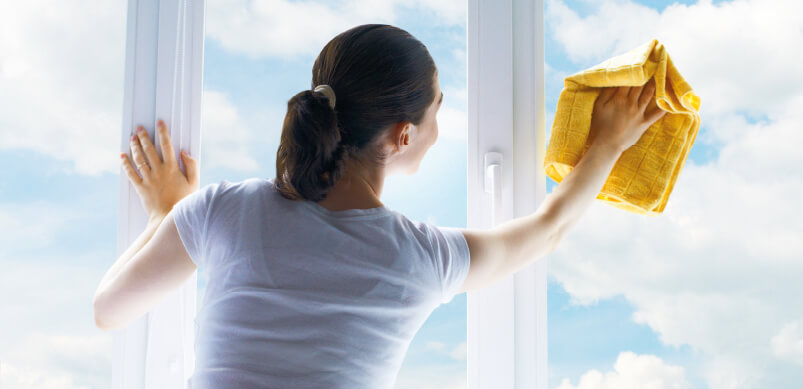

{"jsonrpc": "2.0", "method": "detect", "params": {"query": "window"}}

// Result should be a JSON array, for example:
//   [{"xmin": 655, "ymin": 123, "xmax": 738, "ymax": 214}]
[
  {"xmin": 3, "ymin": 1, "xmax": 796, "ymax": 387},
  {"xmin": 109, "ymin": 0, "xmax": 550, "ymax": 387}
]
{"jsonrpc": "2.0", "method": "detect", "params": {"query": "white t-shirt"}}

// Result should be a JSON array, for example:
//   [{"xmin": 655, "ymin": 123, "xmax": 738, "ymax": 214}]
[{"xmin": 172, "ymin": 177, "xmax": 470, "ymax": 388}]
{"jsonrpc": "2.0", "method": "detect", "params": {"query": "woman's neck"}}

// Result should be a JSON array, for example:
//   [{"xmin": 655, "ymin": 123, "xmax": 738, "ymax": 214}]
[{"xmin": 315, "ymin": 164, "xmax": 385, "ymax": 211}]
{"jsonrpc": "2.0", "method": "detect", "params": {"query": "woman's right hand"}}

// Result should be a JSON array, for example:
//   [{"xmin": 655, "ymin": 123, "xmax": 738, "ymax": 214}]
[{"xmin": 588, "ymin": 78, "xmax": 667, "ymax": 153}]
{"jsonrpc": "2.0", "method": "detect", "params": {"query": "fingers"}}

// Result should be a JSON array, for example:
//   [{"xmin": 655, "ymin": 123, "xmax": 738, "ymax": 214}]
[
  {"xmin": 180, "ymin": 150, "xmax": 199, "ymax": 187},
  {"xmin": 597, "ymin": 87, "xmax": 616, "ymax": 105},
  {"xmin": 614, "ymin": 85, "xmax": 631, "ymax": 100},
  {"xmin": 646, "ymin": 105, "xmax": 667, "ymax": 124},
  {"xmin": 603, "ymin": 79, "xmax": 659, "ymax": 106},
  {"xmin": 135, "ymin": 125, "xmax": 161, "ymax": 167},
  {"xmin": 156, "ymin": 120, "xmax": 177, "ymax": 166},
  {"xmin": 638, "ymin": 78, "xmax": 656, "ymax": 108},
  {"xmin": 120, "ymin": 152, "xmax": 143, "ymax": 187},
  {"xmin": 626, "ymin": 85, "xmax": 639, "ymax": 100},
  {"xmin": 130, "ymin": 130, "xmax": 151, "ymax": 177}
]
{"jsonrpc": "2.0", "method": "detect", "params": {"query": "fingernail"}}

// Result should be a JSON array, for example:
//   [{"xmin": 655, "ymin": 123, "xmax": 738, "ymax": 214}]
[
  {"xmin": 131, "ymin": 134, "xmax": 137, "ymax": 141},
  {"xmin": 137, "ymin": 126, "xmax": 144, "ymax": 133},
  {"xmin": 157, "ymin": 119, "xmax": 164, "ymax": 128}
]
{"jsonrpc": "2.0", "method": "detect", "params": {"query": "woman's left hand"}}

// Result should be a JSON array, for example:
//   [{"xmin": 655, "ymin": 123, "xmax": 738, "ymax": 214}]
[{"xmin": 121, "ymin": 119, "xmax": 199, "ymax": 221}]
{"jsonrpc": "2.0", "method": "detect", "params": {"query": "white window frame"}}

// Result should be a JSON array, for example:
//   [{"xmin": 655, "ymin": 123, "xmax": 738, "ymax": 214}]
[
  {"xmin": 466, "ymin": 0, "xmax": 547, "ymax": 388},
  {"xmin": 115, "ymin": 0, "xmax": 546, "ymax": 387},
  {"xmin": 114, "ymin": 0, "xmax": 204, "ymax": 387}
]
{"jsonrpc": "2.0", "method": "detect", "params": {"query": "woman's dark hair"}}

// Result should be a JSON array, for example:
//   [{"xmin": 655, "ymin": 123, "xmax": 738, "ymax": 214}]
[{"xmin": 274, "ymin": 24, "xmax": 437, "ymax": 202}]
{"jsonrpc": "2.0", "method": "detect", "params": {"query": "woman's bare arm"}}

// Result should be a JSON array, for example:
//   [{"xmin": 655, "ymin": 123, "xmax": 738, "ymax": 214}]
[
  {"xmin": 457, "ymin": 81, "xmax": 666, "ymax": 293},
  {"xmin": 456, "ymin": 143, "xmax": 624, "ymax": 293}
]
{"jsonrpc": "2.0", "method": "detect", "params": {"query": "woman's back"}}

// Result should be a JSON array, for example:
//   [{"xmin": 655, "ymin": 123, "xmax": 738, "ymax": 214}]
[{"xmin": 172, "ymin": 177, "xmax": 469, "ymax": 388}]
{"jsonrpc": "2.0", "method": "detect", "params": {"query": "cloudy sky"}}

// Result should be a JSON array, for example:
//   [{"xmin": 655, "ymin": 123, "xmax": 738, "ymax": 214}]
[{"xmin": 1, "ymin": 0, "xmax": 801, "ymax": 388}]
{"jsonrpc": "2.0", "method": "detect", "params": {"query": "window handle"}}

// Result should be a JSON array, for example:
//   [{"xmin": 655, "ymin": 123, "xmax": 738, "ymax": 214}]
[{"xmin": 484, "ymin": 151, "xmax": 503, "ymax": 227}]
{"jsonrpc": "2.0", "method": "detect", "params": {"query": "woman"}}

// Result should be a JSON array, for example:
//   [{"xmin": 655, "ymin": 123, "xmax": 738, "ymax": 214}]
[{"xmin": 93, "ymin": 24, "xmax": 664, "ymax": 388}]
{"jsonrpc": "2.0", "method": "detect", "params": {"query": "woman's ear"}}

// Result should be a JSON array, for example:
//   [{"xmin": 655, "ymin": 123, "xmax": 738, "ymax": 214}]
[{"xmin": 391, "ymin": 121, "xmax": 413, "ymax": 152}]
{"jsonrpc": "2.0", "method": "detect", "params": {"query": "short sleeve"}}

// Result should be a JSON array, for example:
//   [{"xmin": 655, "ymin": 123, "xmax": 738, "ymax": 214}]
[
  {"xmin": 172, "ymin": 181, "xmax": 223, "ymax": 268},
  {"xmin": 427, "ymin": 225, "xmax": 471, "ymax": 304}
]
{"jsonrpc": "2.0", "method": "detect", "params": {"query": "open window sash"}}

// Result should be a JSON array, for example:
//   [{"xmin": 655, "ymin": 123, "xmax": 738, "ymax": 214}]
[{"xmin": 114, "ymin": 0, "xmax": 205, "ymax": 387}]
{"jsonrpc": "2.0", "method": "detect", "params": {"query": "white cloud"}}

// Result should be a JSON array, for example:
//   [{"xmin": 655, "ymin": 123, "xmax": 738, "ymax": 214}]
[
  {"xmin": 555, "ymin": 352, "xmax": 692, "ymax": 389},
  {"xmin": 546, "ymin": 0, "xmax": 803, "ymax": 118},
  {"xmin": 0, "ymin": 0, "xmax": 271, "ymax": 177},
  {"xmin": 438, "ymin": 85, "xmax": 468, "ymax": 141},
  {"xmin": 425, "ymin": 340, "xmax": 447, "ymax": 351},
  {"xmin": 0, "ymin": 0, "xmax": 126, "ymax": 176},
  {"xmin": 545, "ymin": 0, "xmax": 803, "ymax": 387},
  {"xmin": 700, "ymin": 355, "xmax": 763, "ymax": 389},
  {"xmin": 415, "ymin": 0, "xmax": 466, "ymax": 26},
  {"xmin": 0, "ymin": 202, "xmax": 85, "ymax": 256},
  {"xmin": 551, "ymin": 141, "xmax": 803, "ymax": 385},
  {"xmin": 442, "ymin": 85, "xmax": 468, "ymax": 108},
  {"xmin": 546, "ymin": 0, "xmax": 661, "ymax": 65},
  {"xmin": 0, "ymin": 0, "xmax": 465, "ymax": 176},
  {"xmin": 206, "ymin": 0, "xmax": 466, "ymax": 59},
  {"xmin": 448, "ymin": 341, "xmax": 467, "ymax": 361},
  {"xmin": 0, "ymin": 260, "xmax": 109, "ymax": 334},
  {"xmin": 452, "ymin": 48, "xmax": 467, "ymax": 66},
  {"xmin": 436, "ymin": 105, "xmax": 468, "ymax": 142},
  {"xmin": 424, "ymin": 340, "xmax": 466, "ymax": 361},
  {"xmin": 394, "ymin": 363, "xmax": 465, "ymax": 389},
  {"xmin": 0, "ymin": 261, "xmax": 113, "ymax": 388},
  {"xmin": 0, "ymin": 202, "xmax": 113, "ymax": 388},
  {"xmin": 0, "ymin": 333, "xmax": 112, "ymax": 389},
  {"xmin": 200, "ymin": 90, "xmax": 260, "ymax": 172},
  {"xmin": 771, "ymin": 320, "xmax": 803, "ymax": 366},
  {"xmin": 0, "ymin": 362, "xmax": 87, "ymax": 389}
]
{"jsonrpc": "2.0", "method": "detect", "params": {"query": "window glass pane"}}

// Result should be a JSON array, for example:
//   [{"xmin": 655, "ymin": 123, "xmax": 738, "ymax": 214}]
[
  {"xmin": 0, "ymin": 1, "xmax": 127, "ymax": 386},
  {"xmin": 199, "ymin": 1, "xmax": 468, "ymax": 386},
  {"xmin": 545, "ymin": 0, "xmax": 801, "ymax": 387}
]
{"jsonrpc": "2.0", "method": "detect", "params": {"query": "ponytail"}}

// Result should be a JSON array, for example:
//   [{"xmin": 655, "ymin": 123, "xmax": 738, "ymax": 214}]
[{"xmin": 275, "ymin": 89, "xmax": 352, "ymax": 202}]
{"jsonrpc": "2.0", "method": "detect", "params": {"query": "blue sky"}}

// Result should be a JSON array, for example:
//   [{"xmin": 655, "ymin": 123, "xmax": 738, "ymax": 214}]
[{"xmin": 1, "ymin": 0, "xmax": 802, "ymax": 388}]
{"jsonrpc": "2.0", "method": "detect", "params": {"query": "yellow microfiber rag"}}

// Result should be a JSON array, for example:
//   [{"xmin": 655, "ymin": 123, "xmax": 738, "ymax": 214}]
[{"xmin": 544, "ymin": 38, "xmax": 701, "ymax": 216}]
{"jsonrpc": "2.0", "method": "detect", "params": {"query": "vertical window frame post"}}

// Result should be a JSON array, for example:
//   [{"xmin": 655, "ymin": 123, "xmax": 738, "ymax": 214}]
[
  {"xmin": 467, "ymin": 0, "xmax": 547, "ymax": 387},
  {"xmin": 115, "ymin": 0, "xmax": 205, "ymax": 387}
]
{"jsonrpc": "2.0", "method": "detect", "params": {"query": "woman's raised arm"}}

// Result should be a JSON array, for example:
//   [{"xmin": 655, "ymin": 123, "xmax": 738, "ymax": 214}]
[{"xmin": 455, "ymin": 82, "xmax": 666, "ymax": 294}]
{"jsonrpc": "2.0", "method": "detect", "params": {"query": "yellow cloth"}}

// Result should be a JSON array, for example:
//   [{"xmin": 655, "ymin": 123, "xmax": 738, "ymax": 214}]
[{"xmin": 544, "ymin": 38, "xmax": 701, "ymax": 216}]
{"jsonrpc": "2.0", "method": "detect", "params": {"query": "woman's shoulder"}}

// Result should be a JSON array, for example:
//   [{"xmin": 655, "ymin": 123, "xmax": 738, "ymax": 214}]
[
  {"xmin": 204, "ymin": 177, "xmax": 274, "ymax": 193},
  {"xmin": 238, "ymin": 177, "xmax": 277, "ymax": 193},
  {"xmin": 197, "ymin": 177, "xmax": 276, "ymax": 206}
]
